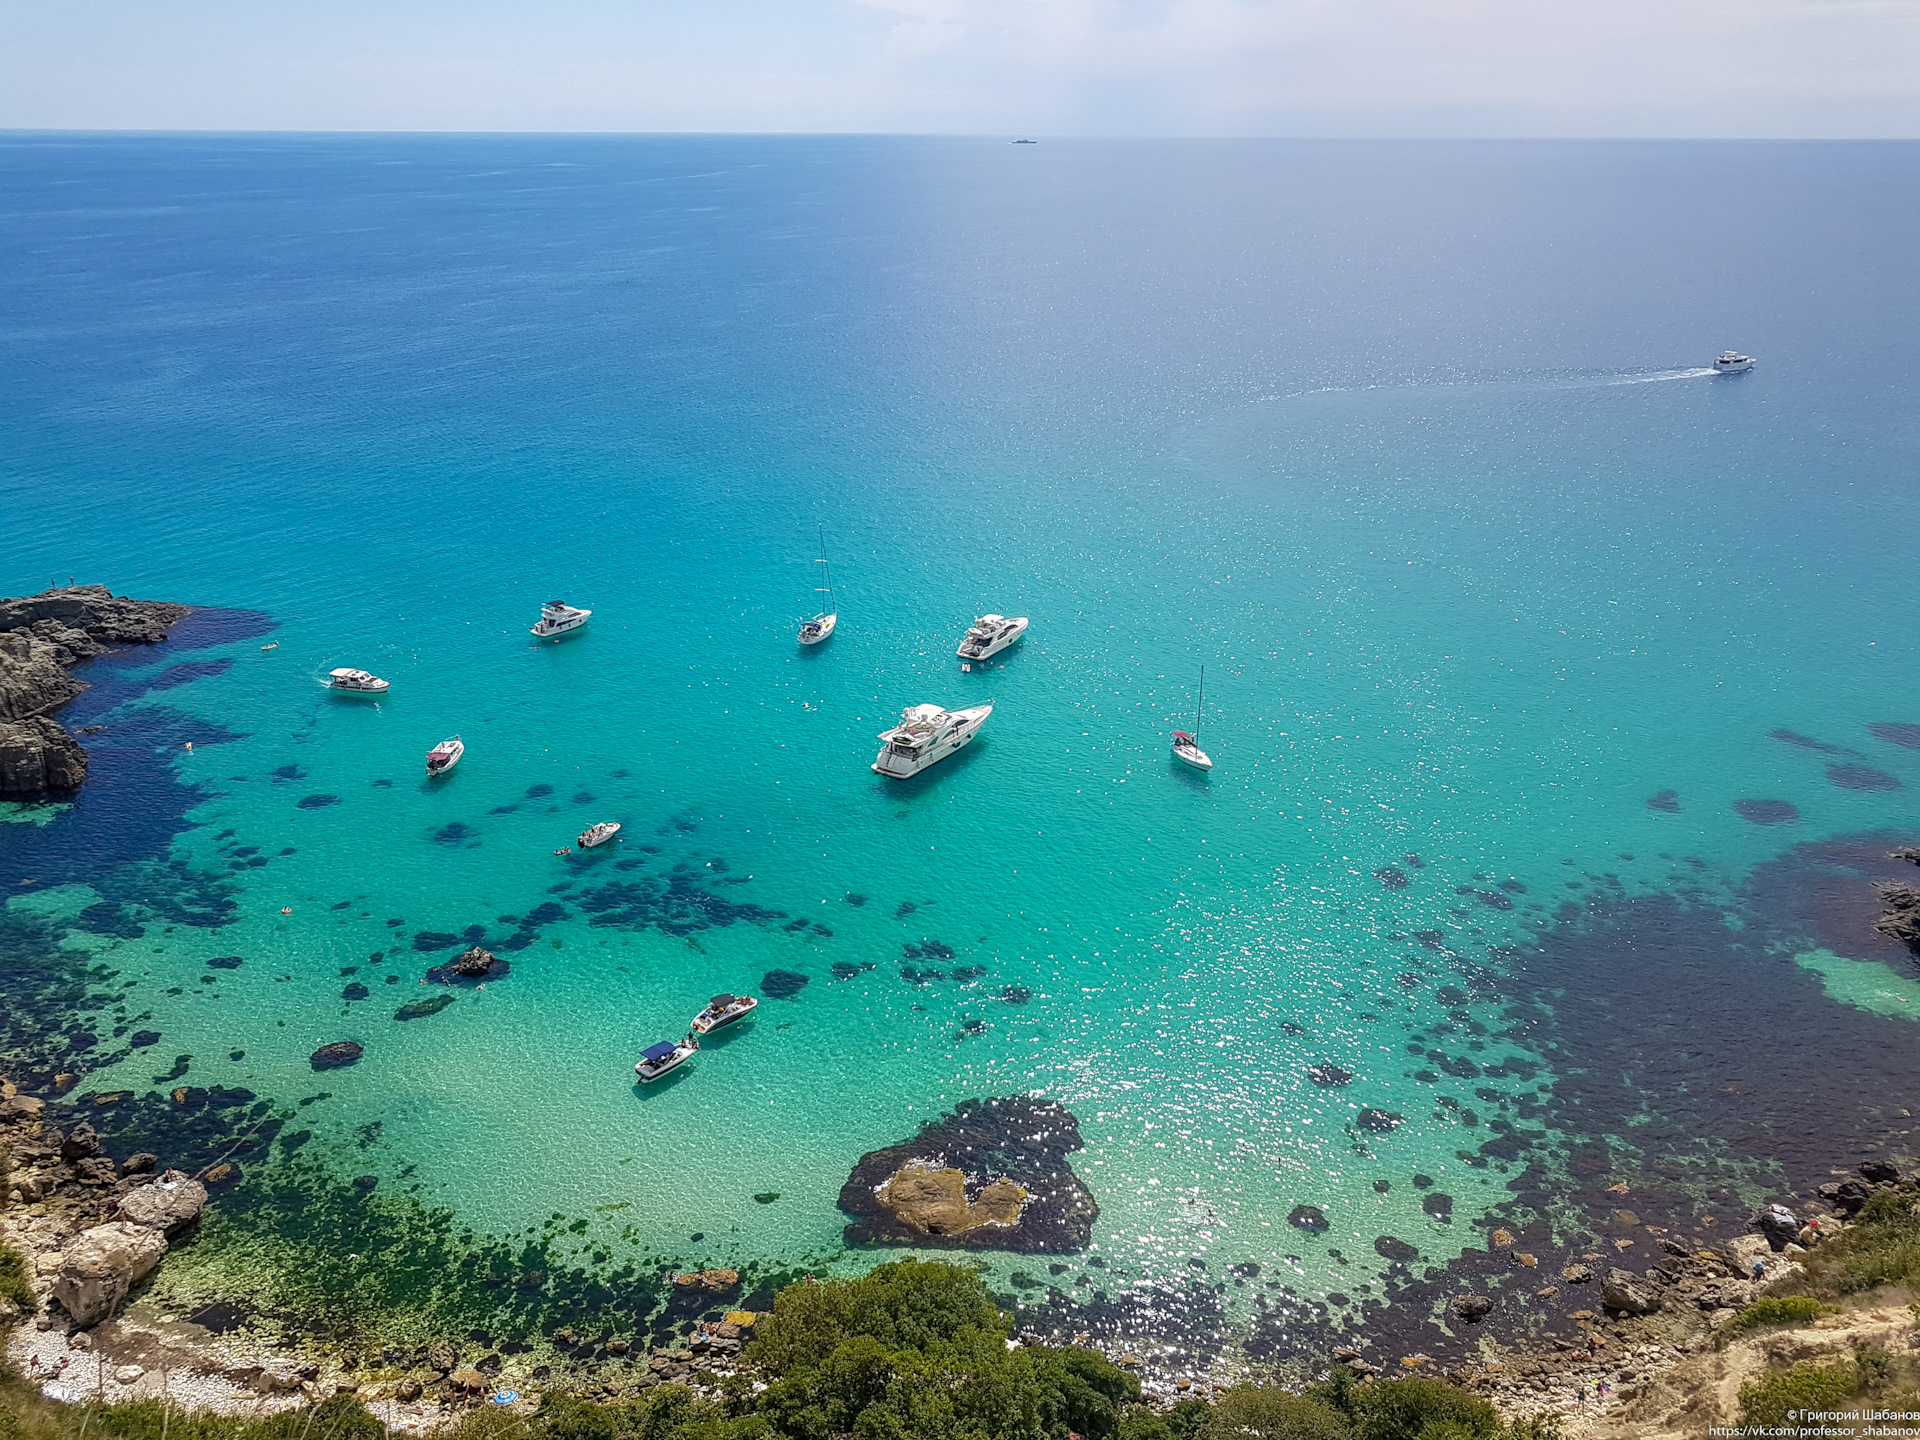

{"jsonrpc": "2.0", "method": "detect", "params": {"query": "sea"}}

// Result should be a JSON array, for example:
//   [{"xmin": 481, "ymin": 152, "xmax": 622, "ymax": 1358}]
[{"xmin": 3, "ymin": 134, "xmax": 1919, "ymax": 1360}]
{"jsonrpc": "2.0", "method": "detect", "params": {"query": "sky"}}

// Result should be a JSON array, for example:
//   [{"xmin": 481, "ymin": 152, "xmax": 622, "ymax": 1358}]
[{"xmin": 1, "ymin": 0, "xmax": 1918, "ymax": 137}]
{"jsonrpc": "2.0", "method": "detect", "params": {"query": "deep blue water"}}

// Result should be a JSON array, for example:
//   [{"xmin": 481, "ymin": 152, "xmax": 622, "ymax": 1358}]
[{"xmin": 3, "ymin": 135, "xmax": 1919, "ymax": 1344}]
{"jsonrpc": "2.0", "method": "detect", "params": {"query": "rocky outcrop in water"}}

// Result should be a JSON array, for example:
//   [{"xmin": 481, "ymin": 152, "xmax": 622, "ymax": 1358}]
[
  {"xmin": 53, "ymin": 1221, "xmax": 169, "ymax": 1326},
  {"xmin": 115, "ymin": 1171, "xmax": 209, "ymax": 1235},
  {"xmin": 838, "ymin": 1096, "xmax": 1097, "ymax": 1252},
  {"xmin": 0, "ymin": 585, "xmax": 189, "ymax": 795},
  {"xmin": 1874, "ymin": 882, "xmax": 1920, "ymax": 950},
  {"xmin": 310, "ymin": 1040, "xmax": 364, "ymax": 1070}
]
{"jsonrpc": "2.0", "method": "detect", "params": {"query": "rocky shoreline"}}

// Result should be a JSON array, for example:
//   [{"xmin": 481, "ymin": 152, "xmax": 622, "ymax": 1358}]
[{"xmin": 0, "ymin": 586, "xmax": 190, "ymax": 796}]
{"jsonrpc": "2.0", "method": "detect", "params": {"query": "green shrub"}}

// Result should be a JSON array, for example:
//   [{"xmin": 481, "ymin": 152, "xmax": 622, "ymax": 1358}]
[
  {"xmin": 1200, "ymin": 1383, "xmax": 1348, "ymax": 1438},
  {"xmin": 1801, "ymin": 1190, "xmax": 1920, "ymax": 1296},
  {"xmin": 1717, "ymin": 1295, "xmax": 1837, "ymax": 1340},
  {"xmin": 1738, "ymin": 1363, "xmax": 1857, "ymax": 1427},
  {"xmin": 0, "ymin": 1241, "xmax": 32, "ymax": 1314}
]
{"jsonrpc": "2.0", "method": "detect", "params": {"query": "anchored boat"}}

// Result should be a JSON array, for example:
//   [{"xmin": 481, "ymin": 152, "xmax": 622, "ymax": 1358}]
[
  {"xmin": 577, "ymin": 821, "xmax": 621, "ymax": 849},
  {"xmin": 872, "ymin": 702, "xmax": 993, "ymax": 778},
  {"xmin": 426, "ymin": 735, "xmax": 464, "ymax": 778},
  {"xmin": 635, "ymin": 1034, "xmax": 698, "ymax": 1082},
  {"xmin": 798, "ymin": 526, "xmax": 837, "ymax": 645},
  {"xmin": 531, "ymin": 600, "xmax": 591, "ymax": 640},
  {"xmin": 690, "ymin": 993, "xmax": 758, "ymax": 1034},
  {"xmin": 957, "ymin": 614, "xmax": 1027, "ymax": 662},
  {"xmin": 1171, "ymin": 668, "xmax": 1213, "ymax": 772}
]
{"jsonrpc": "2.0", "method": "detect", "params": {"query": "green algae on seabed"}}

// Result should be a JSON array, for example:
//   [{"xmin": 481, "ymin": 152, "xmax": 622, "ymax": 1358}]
[
  {"xmin": 1792, "ymin": 949, "xmax": 1920, "ymax": 1022},
  {"xmin": 394, "ymin": 994, "xmax": 455, "ymax": 1021},
  {"xmin": 142, "ymin": 1156, "xmax": 817, "ymax": 1348}
]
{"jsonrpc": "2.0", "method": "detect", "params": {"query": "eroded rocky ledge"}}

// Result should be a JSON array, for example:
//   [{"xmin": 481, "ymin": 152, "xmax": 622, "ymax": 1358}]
[{"xmin": 0, "ymin": 586, "xmax": 190, "ymax": 796}]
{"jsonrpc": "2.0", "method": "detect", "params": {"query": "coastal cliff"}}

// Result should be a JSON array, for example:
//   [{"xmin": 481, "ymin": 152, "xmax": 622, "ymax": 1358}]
[{"xmin": 0, "ymin": 586, "xmax": 189, "ymax": 797}]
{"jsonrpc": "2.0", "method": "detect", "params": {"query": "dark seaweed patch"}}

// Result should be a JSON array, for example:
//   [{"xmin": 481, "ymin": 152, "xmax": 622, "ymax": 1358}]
[
  {"xmin": 1374, "ymin": 867, "xmax": 1409, "ymax": 890},
  {"xmin": 525, "ymin": 784, "xmax": 554, "ymax": 798},
  {"xmin": 431, "ymin": 822, "xmax": 474, "ymax": 845},
  {"xmin": 342, "ymin": 983, "xmax": 370, "ymax": 1001},
  {"xmin": 903, "ymin": 939, "xmax": 956, "ymax": 961},
  {"xmin": 844, "ymin": 892, "xmax": 868, "ymax": 907},
  {"xmin": 900, "ymin": 967, "xmax": 944, "ymax": 985},
  {"xmin": 1307, "ymin": 1064, "xmax": 1352, "ymax": 1088},
  {"xmin": 1413, "ymin": 929, "xmax": 1446, "ymax": 949},
  {"xmin": 395, "ymin": 995, "xmax": 456, "ymax": 1020},
  {"xmin": 761, "ymin": 969, "xmax": 809, "ymax": 999},
  {"xmin": 1869, "ymin": 723, "xmax": 1920, "ymax": 750},
  {"xmin": 1772, "ymin": 728, "xmax": 1847, "ymax": 755},
  {"xmin": 573, "ymin": 873, "xmax": 783, "ymax": 937},
  {"xmin": 297, "ymin": 794, "xmax": 340, "ymax": 809},
  {"xmin": 1735, "ymin": 799, "xmax": 1800, "ymax": 825},
  {"xmin": 830, "ymin": 961, "xmax": 877, "ymax": 980},
  {"xmin": 1000, "ymin": 985, "xmax": 1031, "ymax": 1005},
  {"xmin": 1828, "ymin": 765, "xmax": 1902, "ymax": 791},
  {"xmin": 895, "ymin": 902, "xmax": 917, "ymax": 918},
  {"xmin": 412, "ymin": 931, "xmax": 464, "ymax": 952},
  {"xmin": 207, "ymin": 955, "xmax": 243, "ymax": 969},
  {"xmin": 129, "ymin": 1030, "xmax": 161, "ymax": 1048},
  {"xmin": 272, "ymin": 765, "xmax": 306, "ymax": 782},
  {"xmin": 1646, "ymin": 789, "xmax": 1680, "ymax": 812}
]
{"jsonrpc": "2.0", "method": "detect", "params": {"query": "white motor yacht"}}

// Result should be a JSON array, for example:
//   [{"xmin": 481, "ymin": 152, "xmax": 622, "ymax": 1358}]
[
  {"xmin": 798, "ymin": 525, "xmax": 838, "ymax": 645},
  {"xmin": 577, "ymin": 821, "xmax": 621, "ymax": 849},
  {"xmin": 957, "ymin": 614, "xmax": 1028, "ymax": 662},
  {"xmin": 634, "ymin": 1034, "xmax": 698, "ymax": 1082},
  {"xmin": 690, "ymin": 992, "xmax": 758, "ymax": 1035},
  {"xmin": 1714, "ymin": 351, "xmax": 1755, "ymax": 373},
  {"xmin": 327, "ymin": 668, "xmax": 390, "ymax": 696},
  {"xmin": 425, "ymin": 735, "xmax": 464, "ymax": 778},
  {"xmin": 531, "ymin": 600, "xmax": 591, "ymax": 640},
  {"xmin": 1171, "ymin": 667, "xmax": 1213, "ymax": 772},
  {"xmin": 872, "ymin": 702, "xmax": 993, "ymax": 778}
]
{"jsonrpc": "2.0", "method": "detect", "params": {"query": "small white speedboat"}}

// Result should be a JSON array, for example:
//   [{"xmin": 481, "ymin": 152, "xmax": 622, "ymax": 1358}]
[
  {"xmin": 531, "ymin": 600, "xmax": 591, "ymax": 640},
  {"xmin": 635, "ymin": 1034, "xmax": 698, "ymax": 1082},
  {"xmin": 426, "ymin": 735, "xmax": 464, "ymax": 778},
  {"xmin": 690, "ymin": 992, "xmax": 758, "ymax": 1035},
  {"xmin": 798, "ymin": 525, "xmax": 837, "ymax": 646},
  {"xmin": 577, "ymin": 821, "xmax": 621, "ymax": 849},
  {"xmin": 957, "ymin": 614, "xmax": 1028, "ymax": 662},
  {"xmin": 1714, "ymin": 350, "xmax": 1755, "ymax": 373},
  {"xmin": 327, "ymin": 667, "xmax": 390, "ymax": 696},
  {"xmin": 873, "ymin": 702, "xmax": 993, "ymax": 778}
]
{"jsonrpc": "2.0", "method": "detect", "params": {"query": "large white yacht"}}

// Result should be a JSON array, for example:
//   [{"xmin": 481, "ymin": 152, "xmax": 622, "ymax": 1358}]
[
  {"xmin": 327, "ymin": 668, "xmax": 390, "ymax": 696},
  {"xmin": 798, "ymin": 526, "xmax": 837, "ymax": 646},
  {"xmin": 957, "ymin": 614, "xmax": 1028, "ymax": 662},
  {"xmin": 1714, "ymin": 350, "xmax": 1755, "ymax": 373},
  {"xmin": 531, "ymin": 600, "xmax": 591, "ymax": 640},
  {"xmin": 872, "ymin": 702, "xmax": 993, "ymax": 778}
]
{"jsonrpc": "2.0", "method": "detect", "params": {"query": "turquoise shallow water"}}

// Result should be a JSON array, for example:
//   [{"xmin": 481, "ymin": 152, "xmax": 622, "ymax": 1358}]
[{"xmin": 3, "ymin": 136, "xmax": 1919, "ymax": 1342}]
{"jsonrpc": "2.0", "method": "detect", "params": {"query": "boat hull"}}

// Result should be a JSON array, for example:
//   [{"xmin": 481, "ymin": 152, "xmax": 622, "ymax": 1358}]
[
  {"xmin": 578, "ymin": 823, "xmax": 621, "ymax": 849},
  {"xmin": 872, "ymin": 704, "xmax": 993, "ymax": 778},
  {"xmin": 329, "ymin": 683, "xmax": 389, "ymax": 696},
  {"xmin": 1173, "ymin": 747, "xmax": 1213, "ymax": 772},
  {"xmin": 691, "ymin": 1002, "xmax": 758, "ymax": 1034},
  {"xmin": 635, "ymin": 1050, "xmax": 694, "ymax": 1082},
  {"xmin": 799, "ymin": 613, "xmax": 837, "ymax": 645},
  {"xmin": 957, "ymin": 617, "xmax": 1028, "ymax": 660},
  {"xmin": 531, "ymin": 618, "xmax": 589, "ymax": 640},
  {"xmin": 426, "ymin": 740, "xmax": 463, "ymax": 778}
]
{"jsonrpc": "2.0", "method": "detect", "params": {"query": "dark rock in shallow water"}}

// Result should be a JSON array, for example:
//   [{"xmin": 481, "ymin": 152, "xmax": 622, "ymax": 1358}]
[
  {"xmin": 310, "ymin": 1041, "xmax": 364, "ymax": 1070},
  {"xmin": 1374, "ymin": 1236, "xmax": 1419, "ymax": 1262},
  {"xmin": 1374, "ymin": 867, "xmax": 1409, "ymax": 890},
  {"xmin": 1448, "ymin": 1294, "xmax": 1493, "ymax": 1324},
  {"xmin": 206, "ymin": 955, "xmax": 242, "ymax": 969},
  {"xmin": 1646, "ymin": 789, "xmax": 1681, "ymax": 812},
  {"xmin": 296, "ymin": 793, "xmax": 340, "ymax": 809},
  {"xmin": 1307, "ymin": 1064, "xmax": 1353, "ymax": 1088},
  {"xmin": 1421, "ymin": 1192, "xmax": 1453, "ymax": 1221},
  {"xmin": 844, "ymin": 892, "xmax": 868, "ymax": 907},
  {"xmin": 1000, "ymin": 985, "xmax": 1031, "ymax": 1005},
  {"xmin": 1828, "ymin": 764, "xmax": 1902, "ymax": 791},
  {"xmin": 1357, "ymin": 1108, "xmax": 1404, "ymax": 1134},
  {"xmin": 1735, "ymin": 799, "xmax": 1799, "ymax": 826},
  {"xmin": 129, "ymin": 1030, "xmax": 161, "ymax": 1048},
  {"xmin": 1874, "ymin": 883, "xmax": 1920, "ymax": 951},
  {"xmin": 1869, "ymin": 722, "xmax": 1920, "ymax": 751},
  {"xmin": 830, "ymin": 961, "xmax": 877, "ymax": 980},
  {"xmin": 838, "ymin": 1096, "xmax": 1097, "ymax": 1252},
  {"xmin": 1288, "ymin": 1205, "xmax": 1330, "ymax": 1233},
  {"xmin": 761, "ymin": 969, "xmax": 809, "ymax": 999},
  {"xmin": 427, "ymin": 946, "xmax": 508, "ymax": 984},
  {"xmin": 341, "ymin": 983, "xmax": 370, "ymax": 1001},
  {"xmin": 395, "ymin": 995, "xmax": 455, "ymax": 1021}
]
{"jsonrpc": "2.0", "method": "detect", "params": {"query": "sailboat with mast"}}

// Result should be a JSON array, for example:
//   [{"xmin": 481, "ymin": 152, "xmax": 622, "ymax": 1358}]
[
  {"xmin": 1171, "ymin": 667, "xmax": 1213, "ymax": 772},
  {"xmin": 797, "ymin": 525, "xmax": 837, "ymax": 645}
]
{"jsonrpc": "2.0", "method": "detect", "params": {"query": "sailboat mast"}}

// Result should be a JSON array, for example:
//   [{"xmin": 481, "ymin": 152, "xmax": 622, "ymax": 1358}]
[
  {"xmin": 1197, "ymin": 666, "xmax": 1204, "ymax": 741},
  {"xmin": 818, "ymin": 524, "xmax": 834, "ymax": 613}
]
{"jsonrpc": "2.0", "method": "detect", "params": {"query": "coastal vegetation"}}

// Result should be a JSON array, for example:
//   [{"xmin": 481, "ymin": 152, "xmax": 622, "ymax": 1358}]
[
  {"xmin": 1792, "ymin": 1188, "xmax": 1920, "ymax": 1297},
  {"xmin": 0, "ymin": 1258, "xmax": 1565, "ymax": 1440},
  {"xmin": 1714, "ymin": 1295, "xmax": 1837, "ymax": 1341}
]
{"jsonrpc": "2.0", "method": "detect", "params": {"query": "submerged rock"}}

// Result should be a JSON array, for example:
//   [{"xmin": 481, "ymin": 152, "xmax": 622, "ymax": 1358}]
[
  {"xmin": 761, "ymin": 969, "xmax": 809, "ymax": 999},
  {"xmin": 1448, "ymin": 1294, "xmax": 1493, "ymax": 1324},
  {"xmin": 395, "ymin": 995, "xmax": 455, "ymax": 1021},
  {"xmin": 1374, "ymin": 1236, "xmax": 1419, "ymax": 1263},
  {"xmin": 1357, "ymin": 1108, "xmax": 1403, "ymax": 1134},
  {"xmin": 838, "ymin": 1096, "xmax": 1097, "ymax": 1252},
  {"xmin": 54, "ymin": 1221, "xmax": 168, "ymax": 1326},
  {"xmin": 310, "ymin": 1040, "xmax": 364, "ymax": 1069},
  {"xmin": 426, "ymin": 946, "xmax": 509, "ymax": 984},
  {"xmin": 1307, "ymin": 1064, "xmax": 1353, "ymax": 1088},
  {"xmin": 1288, "ymin": 1205, "xmax": 1330, "ymax": 1233}
]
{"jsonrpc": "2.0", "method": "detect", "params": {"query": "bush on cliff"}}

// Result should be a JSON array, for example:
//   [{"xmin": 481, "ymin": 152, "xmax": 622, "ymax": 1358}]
[
  {"xmin": 1802, "ymin": 1189, "xmax": 1920, "ymax": 1296},
  {"xmin": 746, "ymin": 1259, "xmax": 1138, "ymax": 1440},
  {"xmin": 0, "ymin": 1237, "xmax": 34, "ymax": 1313},
  {"xmin": 1738, "ymin": 1361, "xmax": 1858, "ymax": 1426},
  {"xmin": 1716, "ymin": 1295, "xmax": 1837, "ymax": 1341}
]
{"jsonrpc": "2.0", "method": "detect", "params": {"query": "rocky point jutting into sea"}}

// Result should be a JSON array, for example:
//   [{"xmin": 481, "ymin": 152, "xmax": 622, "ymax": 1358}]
[{"xmin": 0, "ymin": 587, "xmax": 189, "ymax": 796}]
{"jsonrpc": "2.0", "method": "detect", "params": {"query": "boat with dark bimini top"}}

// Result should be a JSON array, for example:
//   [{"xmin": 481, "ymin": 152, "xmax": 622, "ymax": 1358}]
[
  {"xmin": 691, "ymin": 993, "xmax": 758, "ymax": 1034},
  {"xmin": 635, "ymin": 1034, "xmax": 698, "ymax": 1082},
  {"xmin": 1171, "ymin": 667, "xmax": 1213, "ymax": 772},
  {"xmin": 426, "ymin": 735, "xmax": 464, "ymax": 777}
]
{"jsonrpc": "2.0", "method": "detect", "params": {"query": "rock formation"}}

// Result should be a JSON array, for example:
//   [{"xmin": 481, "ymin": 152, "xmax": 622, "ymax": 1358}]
[
  {"xmin": 838, "ymin": 1096, "xmax": 1097, "ymax": 1252},
  {"xmin": 53, "ymin": 1221, "xmax": 169, "ymax": 1326},
  {"xmin": 1875, "ymin": 882, "xmax": 1920, "ymax": 950},
  {"xmin": 310, "ymin": 1040, "xmax": 364, "ymax": 1070},
  {"xmin": 115, "ymin": 1171, "xmax": 209, "ymax": 1235},
  {"xmin": 0, "ymin": 585, "xmax": 190, "ymax": 796}
]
